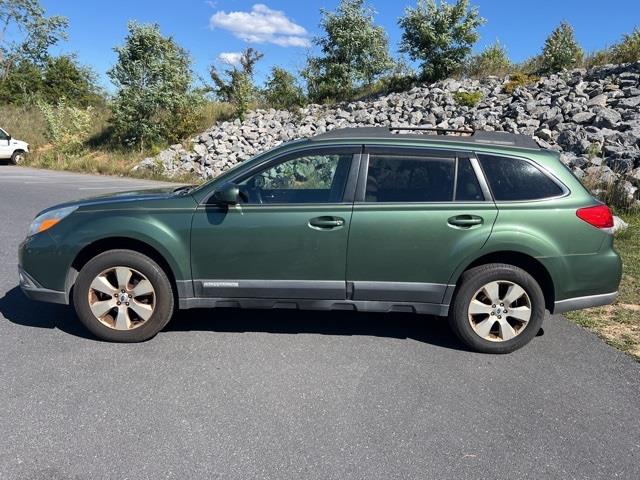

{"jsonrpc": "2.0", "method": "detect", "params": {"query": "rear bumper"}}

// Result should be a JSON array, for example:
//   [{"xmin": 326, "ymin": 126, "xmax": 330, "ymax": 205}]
[
  {"xmin": 19, "ymin": 268, "xmax": 68, "ymax": 305},
  {"xmin": 553, "ymin": 291, "xmax": 617, "ymax": 314}
]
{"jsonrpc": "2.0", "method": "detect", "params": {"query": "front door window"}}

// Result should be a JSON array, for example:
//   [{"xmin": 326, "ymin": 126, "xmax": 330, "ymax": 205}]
[
  {"xmin": 238, "ymin": 153, "xmax": 352, "ymax": 204},
  {"xmin": 0, "ymin": 129, "xmax": 9, "ymax": 145}
]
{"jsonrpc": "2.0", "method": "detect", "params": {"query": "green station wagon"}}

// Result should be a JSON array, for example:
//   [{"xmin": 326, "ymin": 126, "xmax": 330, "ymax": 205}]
[{"xmin": 19, "ymin": 127, "xmax": 622, "ymax": 353}]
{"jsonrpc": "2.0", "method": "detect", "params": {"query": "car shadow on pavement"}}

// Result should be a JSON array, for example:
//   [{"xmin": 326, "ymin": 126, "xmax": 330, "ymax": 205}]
[
  {"xmin": 168, "ymin": 306, "xmax": 470, "ymax": 351},
  {"xmin": 0, "ymin": 287, "xmax": 95, "ymax": 340},
  {"xmin": 1, "ymin": 285, "xmax": 470, "ymax": 351}
]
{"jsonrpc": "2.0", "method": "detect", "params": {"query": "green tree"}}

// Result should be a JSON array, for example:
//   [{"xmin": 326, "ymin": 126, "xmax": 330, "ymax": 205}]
[
  {"xmin": 466, "ymin": 40, "xmax": 511, "ymax": 78},
  {"xmin": 399, "ymin": 0, "xmax": 484, "ymax": 82},
  {"xmin": 108, "ymin": 22, "xmax": 202, "ymax": 150},
  {"xmin": 263, "ymin": 67, "xmax": 305, "ymax": 110},
  {"xmin": 42, "ymin": 55, "xmax": 102, "ymax": 106},
  {"xmin": 210, "ymin": 48, "xmax": 263, "ymax": 120},
  {"xmin": 0, "ymin": 0, "xmax": 68, "ymax": 79},
  {"xmin": 0, "ymin": 59, "xmax": 42, "ymax": 103},
  {"xmin": 539, "ymin": 22, "xmax": 584, "ymax": 73},
  {"xmin": 302, "ymin": 0, "xmax": 394, "ymax": 103},
  {"xmin": 0, "ymin": 2, "xmax": 100, "ymax": 106},
  {"xmin": 0, "ymin": 55, "xmax": 101, "ymax": 106}
]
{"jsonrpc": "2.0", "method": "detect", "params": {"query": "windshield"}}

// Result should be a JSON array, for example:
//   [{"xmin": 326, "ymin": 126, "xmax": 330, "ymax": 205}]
[{"xmin": 0, "ymin": 128, "xmax": 9, "ymax": 140}]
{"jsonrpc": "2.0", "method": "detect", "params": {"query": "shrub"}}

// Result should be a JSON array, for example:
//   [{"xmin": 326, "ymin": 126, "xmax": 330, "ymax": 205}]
[
  {"xmin": 503, "ymin": 73, "xmax": 538, "ymax": 94},
  {"xmin": 263, "ymin": 67, "xmax": 305, "ymax": 111},
  {"xmin": 453, "ymin": 90, "xmax": 483, "ymax": 107},
  {"xmin": 37, "ymin": 100, "xmax": 93, "ymax": 156},
  {"xmin": 582, "ymin": 169, "xmax": 638, "ymax": 214},
  {"xmin": 539, "ymin": 22, "xmax": 584, "ymax": 73},
  {"xmin": 210, "ymin": 48, "xmax": 263, "ymax": 120},
  {"xmin": 230, "ymin": 71, "xmax": 252, "ymax": 121},
  {"xmin": 580, "ymin": 28, "xmax": 640, "ymax": 70},
  {"xmin": 466, "ymin": 41, "xmax": 511, "ymax": 78},
  {"xmin": 610, "ymin": 27, "xmax": 640, "ymax": 63},
  {"xmin": 583, "ymin": 49, "xmax": 614, "ymax": 69}
]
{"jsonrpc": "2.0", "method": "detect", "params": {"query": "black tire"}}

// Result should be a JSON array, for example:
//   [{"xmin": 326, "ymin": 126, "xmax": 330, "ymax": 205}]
[
  {"xmin": 72, "ymin": 249, "xmax": 174, "ymax": 342},
  {"xmin": 10, "ymin": 150, "xmax": 25, "ymax": 165},
  {"xmin": 448, "ymin": 263, "xmax": 545, "ymax": 354}
]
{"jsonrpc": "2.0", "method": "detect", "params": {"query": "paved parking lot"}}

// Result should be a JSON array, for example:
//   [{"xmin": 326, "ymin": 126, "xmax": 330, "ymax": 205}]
[{"xmin": 0, "ymin": 165, "xmax": 639, "ymax": 479}]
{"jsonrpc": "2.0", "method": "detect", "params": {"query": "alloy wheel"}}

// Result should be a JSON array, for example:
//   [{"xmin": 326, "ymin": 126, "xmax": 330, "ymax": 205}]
[
  {"xmin": 467, "ymin": 280, "xmax": 532, "ymax": 342},
  {"xmin": 87, "ymin": 266, "xmax": 155, "ymax": 330}
]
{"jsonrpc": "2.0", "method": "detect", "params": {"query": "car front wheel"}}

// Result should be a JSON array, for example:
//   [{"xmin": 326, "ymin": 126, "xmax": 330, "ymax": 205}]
[
  {"xmin": 449, "ymin": 263, "xmax": 545, "ymax": 354},
  {"xmin": 73, "ymin": 249, "xmax": 174, "ymax": 342},
  {"xmin": 11, "ymin": 150, "xmax": 26, "ymax": 165}
]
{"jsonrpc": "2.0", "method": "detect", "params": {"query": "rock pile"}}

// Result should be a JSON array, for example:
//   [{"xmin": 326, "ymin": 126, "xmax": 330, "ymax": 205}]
[{"xmin": 137, "ymin": 63, "xmax": 640, "ymax": 202}]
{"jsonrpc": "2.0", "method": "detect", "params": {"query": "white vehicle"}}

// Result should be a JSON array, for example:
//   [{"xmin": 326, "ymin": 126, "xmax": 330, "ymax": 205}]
[{"xmin": 0, "ymin": 127, "xmax": 29, "ymax": 164}]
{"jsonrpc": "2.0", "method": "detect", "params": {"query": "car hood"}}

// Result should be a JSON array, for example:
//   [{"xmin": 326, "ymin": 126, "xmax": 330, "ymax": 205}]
[{"xmin": 38, "ymin": 186, "xmax": 196, "ymax": 215}]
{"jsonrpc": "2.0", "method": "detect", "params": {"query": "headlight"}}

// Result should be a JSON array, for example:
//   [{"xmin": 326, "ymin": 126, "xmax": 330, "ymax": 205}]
[{"xmin": 28, "ymin": 206, "xmax": 78, "ymax": 237}]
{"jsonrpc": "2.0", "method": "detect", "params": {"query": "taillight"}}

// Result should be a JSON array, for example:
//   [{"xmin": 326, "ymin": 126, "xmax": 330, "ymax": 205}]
[{"xmin": 576, "ymin": 204, "xmax": 614, "ymax": 229}]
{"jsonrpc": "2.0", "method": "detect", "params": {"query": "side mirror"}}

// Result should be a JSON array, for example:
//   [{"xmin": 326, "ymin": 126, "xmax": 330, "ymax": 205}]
[{"xmin": 210, "ymin": 183, "xmax": 240, "ymax": 205}]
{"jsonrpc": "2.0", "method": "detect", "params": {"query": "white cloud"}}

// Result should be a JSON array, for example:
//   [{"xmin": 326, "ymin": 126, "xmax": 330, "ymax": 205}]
[
  {"xmin": 217, "ymin": 52, "xmax": 243, "ymax": 66},
  {"xmin": 210, "ymin": 3, "xmax": 310, "ymax": 48}
]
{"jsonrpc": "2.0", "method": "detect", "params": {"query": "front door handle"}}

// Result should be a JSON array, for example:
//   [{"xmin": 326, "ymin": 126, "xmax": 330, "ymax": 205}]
[
  {"xmin": 309, "ymin": 216, "xmax": 345, "ymax": 230},
  {"xmin": 448, "ymin": 215, "xmax": 483, "ymax": 228}
]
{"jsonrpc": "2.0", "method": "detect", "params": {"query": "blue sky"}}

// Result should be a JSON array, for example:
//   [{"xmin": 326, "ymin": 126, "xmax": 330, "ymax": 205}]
[{"xmin": 41, "ymin": 0, "xmax": 640, "ymax": 92}]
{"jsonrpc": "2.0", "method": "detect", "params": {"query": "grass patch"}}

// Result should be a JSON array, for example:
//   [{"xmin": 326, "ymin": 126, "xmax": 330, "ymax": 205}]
[
  {"xmin": 503, "ymin": 73, "xmax": 539, "ymax": 94},
  {"xmin": 566, "ymin": 212, "xmax": 640, "ymax": 360},
  {"xmin": 453, "ymin": 90, "xmax": 483, "ymax": 107}
]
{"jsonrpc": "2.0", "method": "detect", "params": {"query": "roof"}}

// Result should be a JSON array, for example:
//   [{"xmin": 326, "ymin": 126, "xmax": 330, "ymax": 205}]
[{"xmin": 310, "ymin": 127, "xmax": 541, "ymax": 150}]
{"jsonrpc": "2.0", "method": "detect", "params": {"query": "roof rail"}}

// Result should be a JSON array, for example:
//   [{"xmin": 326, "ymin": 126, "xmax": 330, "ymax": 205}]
[
  {"xmin": 389, "ymin": 126, "xmax": 474, "ymax": 136},
  {"xmin": 310, "ymin": 127, "xmax": 541, "ymax": 150}
]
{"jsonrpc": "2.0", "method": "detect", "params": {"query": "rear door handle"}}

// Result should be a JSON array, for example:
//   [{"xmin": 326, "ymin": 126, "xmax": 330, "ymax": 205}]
[
  {"xmin": 448, "ymin": 215, "xmax": 483, "ymax": 228},
  {"xmin": 309, "ymin": 216, "xmax": 345, "ymax": 229}
]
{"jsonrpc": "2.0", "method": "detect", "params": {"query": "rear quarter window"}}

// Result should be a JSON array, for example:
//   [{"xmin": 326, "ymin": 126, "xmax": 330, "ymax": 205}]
[{"xmin": 477, "ymin": 154, "xmax": 564, "ymax": 201}]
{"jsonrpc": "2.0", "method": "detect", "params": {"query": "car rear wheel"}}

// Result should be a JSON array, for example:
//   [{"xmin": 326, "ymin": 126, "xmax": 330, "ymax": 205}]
[
  {"xmin": 449, "ymin": 263, "xmax": 545, "ymax": 354},
  {"xmin": 73, "ymin": 249, "xmax": 174, "ymax": 342}
]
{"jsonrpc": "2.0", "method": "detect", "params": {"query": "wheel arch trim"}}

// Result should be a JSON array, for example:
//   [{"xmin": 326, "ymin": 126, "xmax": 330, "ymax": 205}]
[
  {"xmin": 445, "ymin": 248, "xmax": 558, "ymax": 311},
  {"xmin": 66, "ymin": 236, "xmax": 193, "ymax": 300}
]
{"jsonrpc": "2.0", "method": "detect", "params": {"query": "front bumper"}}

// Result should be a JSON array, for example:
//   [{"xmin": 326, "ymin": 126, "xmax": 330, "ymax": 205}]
[
  {"xmin": 19, "ymin": 267, "xmax": 67, "ymax": 305},
  {"xmin": 553, "ymin": 291, "xmax": 618, "ymax": 314}
]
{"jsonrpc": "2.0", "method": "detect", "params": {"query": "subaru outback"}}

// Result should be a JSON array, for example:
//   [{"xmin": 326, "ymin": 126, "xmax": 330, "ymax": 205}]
[{"xmin": 19, "ymin": 127, "xmax": 622, "ymax": 353}]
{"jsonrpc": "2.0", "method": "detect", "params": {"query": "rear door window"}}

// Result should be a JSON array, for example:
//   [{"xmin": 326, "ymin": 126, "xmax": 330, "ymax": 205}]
[
  {"xmin": 477, "ymin": 154, "xmax": 564, "ymax": 201},
  {"xmin": 364, "ymin": 155, "xmax": 455, "ymax": 202}
]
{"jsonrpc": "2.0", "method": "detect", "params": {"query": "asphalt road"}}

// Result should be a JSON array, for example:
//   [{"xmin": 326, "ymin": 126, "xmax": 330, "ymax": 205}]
[{"xmin": 0, "ymin": 164, "xmax": 639, "ymax": 480}]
